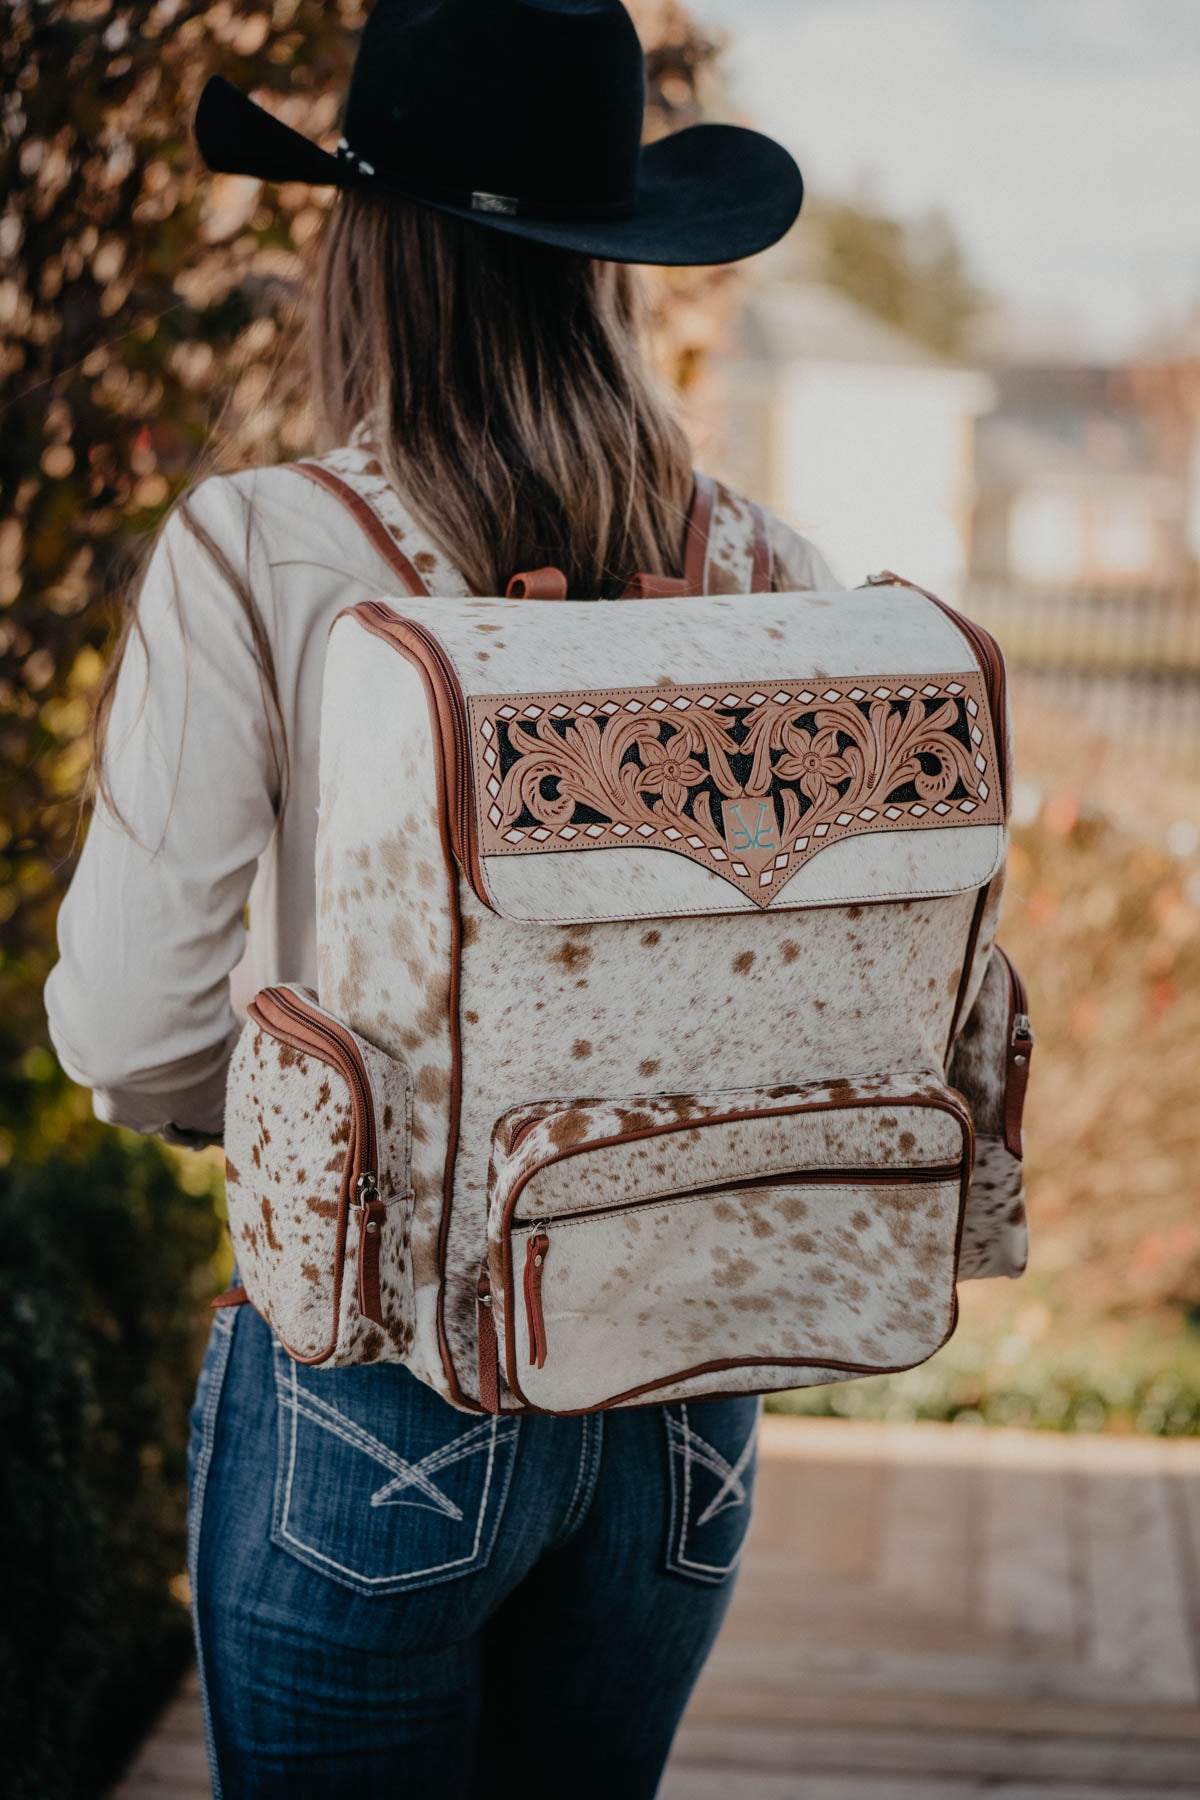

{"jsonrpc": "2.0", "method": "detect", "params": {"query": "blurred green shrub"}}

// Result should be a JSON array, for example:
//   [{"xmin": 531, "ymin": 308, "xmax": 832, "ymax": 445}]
[
  {"xmin": 0, "ymin": 1091, "xmax": 222, "ymax": 1800},
  {"xmin": 767, "ymin": 1329, "xmax": 1200, "ymax": 1436}
]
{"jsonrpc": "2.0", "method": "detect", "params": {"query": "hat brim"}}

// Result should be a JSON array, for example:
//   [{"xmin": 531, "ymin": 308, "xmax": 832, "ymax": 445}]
[{"xmin": 194, "ymin": 75, "xmax": 802, "ymax": 266}]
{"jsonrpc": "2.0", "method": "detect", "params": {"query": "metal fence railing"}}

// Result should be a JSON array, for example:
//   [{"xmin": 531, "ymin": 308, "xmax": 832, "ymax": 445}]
[{"xmin": 962, "ymin": 580, "xmax": 1200, "ymax": 776}]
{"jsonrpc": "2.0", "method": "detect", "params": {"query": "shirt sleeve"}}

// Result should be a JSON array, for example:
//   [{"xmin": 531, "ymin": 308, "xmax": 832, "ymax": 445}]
[
  {"xmin": 44, "ymin": 475, "xmax": 281, "ymax": 1144},
  {"xmin": 768, "ymin": 514, "xmax": 844, "ymax": 592}
]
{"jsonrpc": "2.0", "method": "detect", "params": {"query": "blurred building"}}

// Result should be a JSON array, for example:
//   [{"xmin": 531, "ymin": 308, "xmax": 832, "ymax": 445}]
[
  {"xmin": 720, "ymin": 281, "xmax": 994, "ymax": 596},
  {"xmin": 971, "ymin": 366, "xmax": 1196, "ymax": 589}
]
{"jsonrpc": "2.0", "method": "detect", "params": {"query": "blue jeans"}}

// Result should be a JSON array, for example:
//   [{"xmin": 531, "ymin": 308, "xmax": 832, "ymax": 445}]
[{"xmin": 188, "ymin": 1301, "xmax": 760, "ymax": 1797}]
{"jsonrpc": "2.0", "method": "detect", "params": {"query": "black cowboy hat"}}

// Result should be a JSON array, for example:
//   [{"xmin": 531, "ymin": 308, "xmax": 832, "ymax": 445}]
[{"xmin": 194, "ymin": 0, "xmax": 803, "ymax": 266}]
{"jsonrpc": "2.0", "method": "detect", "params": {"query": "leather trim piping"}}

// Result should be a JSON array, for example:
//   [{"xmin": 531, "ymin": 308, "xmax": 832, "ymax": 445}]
[
  {"xmin": 289, "ymin": 462, "xmax": 435, "ymax": 598},
  {"xmin": 505, "ymin": 1292, "xmax": 963, "ymax": 1419},
  {"xmin": 495, "ymin": 1088, "xmax": 975, "ymax": 1412},
  {"xmin": 350, "ymin": 602, "xmax": 494, "ymax": 912},
  {"xmin": 346, "ymin": 607, "xmax": 478, "ymax": 1410}
]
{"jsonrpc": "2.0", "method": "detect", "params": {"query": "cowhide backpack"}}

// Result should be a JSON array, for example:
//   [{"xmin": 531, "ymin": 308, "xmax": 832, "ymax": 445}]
[{"xmin": 221, "ymin": 444, "xmax": 1033, "ymax": 1415}]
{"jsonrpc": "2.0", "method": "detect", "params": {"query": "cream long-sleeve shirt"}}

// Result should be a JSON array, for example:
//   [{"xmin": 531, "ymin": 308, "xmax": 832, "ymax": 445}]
[{"xmin": 44, "ymin": 454, "xmax": 839, "ymax": 1144}]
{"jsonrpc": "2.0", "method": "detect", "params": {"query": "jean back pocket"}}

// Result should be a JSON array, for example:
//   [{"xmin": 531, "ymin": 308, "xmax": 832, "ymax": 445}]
[
  {"xmin": 664, "ymin": 1395, "xmax": 761, "ymax": 1586},
  {"xmin": 271, "ymin": 1344, "xmax": 519, "ymax": 1595}
]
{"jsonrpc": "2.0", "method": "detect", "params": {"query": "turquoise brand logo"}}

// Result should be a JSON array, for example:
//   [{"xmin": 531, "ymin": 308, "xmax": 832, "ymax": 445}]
[{"xmin": 723, "ymin": 800, "xmax": 778, "ymax": 854}]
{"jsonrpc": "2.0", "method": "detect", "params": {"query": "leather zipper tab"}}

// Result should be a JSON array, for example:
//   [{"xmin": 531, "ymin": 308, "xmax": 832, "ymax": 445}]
[
  {"xmin": 477, "ymin": 1273, "xmax": 501, "ymax": 1413},
  {"xmin": 997, "ymin": 947, "xmax": 1033, "ymax": 1159},
  {"xmin": 1005, "ymin": 1011, "xmax": 1034, "ymax": 1159},
  {"xmin": 523, "ymin": 1228, "xmax": 551, "ymax": 1369},
  {"xmin": 356, "ymin": 1173, "xmax": 386, "ymax": 1327}
]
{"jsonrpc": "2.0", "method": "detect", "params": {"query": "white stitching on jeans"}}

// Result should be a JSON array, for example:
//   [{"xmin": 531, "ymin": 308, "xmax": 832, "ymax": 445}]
[
  {"xmin": 665, "ymin": 1402, "xmax": 757, "ymax": 1579},
  {"xmin": 188, "ymin": 1307, "xmax": 237, "ymax": 1800},
  {"xmin": 552, "ymin": 1411, "xmax": 606, "ymax": 1548},
  {"xmin": 281, "ymin": 1382, "xmax": 467, "ymax": 1517},
  {"xmin": 273, "ymin": 1352, "xmax": 519, "ymax": 1585},
  {"xmin": 665, "ymin": 1413, "xmax": 754, "ymax": 1524},
  {"xmin": 369, "ymin": 1418, "xmax": 506, "ymax": 1507}
]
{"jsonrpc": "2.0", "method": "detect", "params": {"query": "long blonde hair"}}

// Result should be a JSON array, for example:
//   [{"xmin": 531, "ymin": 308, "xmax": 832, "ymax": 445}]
[
  {"xmin": 91, "ymin": 192, "xmax": 694, "ymax": 818},
  {"xmin": 309, "ymin": 191, "xmax": 694, "ymax": 597}
]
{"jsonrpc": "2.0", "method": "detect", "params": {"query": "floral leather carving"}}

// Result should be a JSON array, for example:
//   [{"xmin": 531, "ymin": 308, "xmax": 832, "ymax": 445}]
[{"xmin": 470, "ymin": 670, "xmax": 1002, "ymax": 906}]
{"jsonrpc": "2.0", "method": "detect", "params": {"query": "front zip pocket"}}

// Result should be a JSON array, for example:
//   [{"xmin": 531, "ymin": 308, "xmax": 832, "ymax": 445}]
[
  {"xmin": 224, "ymin": 984, "xmax": 414, "ymax": 1365},
  {"xmin": 483, "ymin": 1072, "xmax": 974, "ymax": 1414}
]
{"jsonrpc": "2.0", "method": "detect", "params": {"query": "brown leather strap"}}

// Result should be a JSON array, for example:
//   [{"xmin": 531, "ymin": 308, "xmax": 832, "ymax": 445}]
[
  {"xmin": 1004, "ymin": 1033, "xmax": 1033, "ymax": 1159},
  {"xmin": 290, "ymin": 462, "xmax": 434, "ymax": 598},
  {"xmin": 477, "ymin": 1283, "xmax": 500, "ymax": 1413},
  {"xmin": 210, "ymin": 1284, "xmax": 248, "ymax": 1310},
  {"xmin": 620, "ymin": 572, "xmax": 693, "ymax": 600},
  {"xmin": 506, "ymin": 567, "xmax": 569, "ymax": 600},
  {"xmin": 356, "ymin": 1200, "xmax": 387, "ymax": 1326},
  {"xmin": 749, "ymin": 502, "xmax": 773, "ymax": 593},
  {"xmin": 683, "ymin": 472, "xmax": 716, "ymax": 595}
]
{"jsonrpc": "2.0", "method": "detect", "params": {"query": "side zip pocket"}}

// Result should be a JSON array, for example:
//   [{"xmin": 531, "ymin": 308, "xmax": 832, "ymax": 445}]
[
  {"xmin": 949, "ymin": 947, "xmax": 1032, "ymax": 1282},
  {"xmin": 224, "ymin": 985, "xmax": 414, "ymax": 1365}
]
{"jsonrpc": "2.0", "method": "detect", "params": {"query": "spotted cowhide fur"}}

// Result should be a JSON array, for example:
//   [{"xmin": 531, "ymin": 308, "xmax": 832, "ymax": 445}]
[
  {"xmin": 224, "ymin": 1000, "xmax": 414, "ymax": 1366},
  {"xmin": 271, "ymin": 445, "xmax": 1033, "ymax": 1413}
]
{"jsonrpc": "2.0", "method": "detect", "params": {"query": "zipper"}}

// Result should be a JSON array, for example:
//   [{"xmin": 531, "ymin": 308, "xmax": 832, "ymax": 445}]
[
  {"xmin": 353, "ymin": 602, "xmax": 491, "ymax": 907},
  {"xmin": 517, "ymin": 1159, "xmax": 963, "ymax": 1233},
  {"xmin": 247, "ymin": 986, "xmax": 386, "ymax": 1329},
  {"xmin": 995, "ymin": 946, "xmax": 1034, "ymax": 1159},
  {"xmin": 865, "ymin": 572, "xmax": 1008, "ymax": 808},
  {"xmin": 253, "ymin": 987, "xmax": 378, "ymax": 1175},
  {"xmin": 517, "ymin": 1161, "xmax": 962, "ymax": 1373}
]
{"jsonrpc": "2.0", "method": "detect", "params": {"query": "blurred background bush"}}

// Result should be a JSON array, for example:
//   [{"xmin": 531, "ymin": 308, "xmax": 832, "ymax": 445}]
[{"xmin": 2, "ymin": 1, "xmax": 1198, "ymax": 1792}]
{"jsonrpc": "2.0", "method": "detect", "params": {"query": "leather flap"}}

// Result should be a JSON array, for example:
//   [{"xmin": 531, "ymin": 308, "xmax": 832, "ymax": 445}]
[{"xmin": 364, "ymin": 585, "xmax": 1007, "ymax": 923}]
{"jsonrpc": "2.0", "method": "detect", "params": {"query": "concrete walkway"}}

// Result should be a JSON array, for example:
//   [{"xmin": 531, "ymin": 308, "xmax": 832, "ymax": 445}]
[{"xmin": 113, "ymin": 1415, "xmax": 1200, "ymax": 1797}]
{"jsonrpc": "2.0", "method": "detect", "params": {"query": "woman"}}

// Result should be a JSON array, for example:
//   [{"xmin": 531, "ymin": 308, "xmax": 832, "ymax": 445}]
[{"xmin": 46, "ymin": 2, "xmax": 837, "ymax": 1792}]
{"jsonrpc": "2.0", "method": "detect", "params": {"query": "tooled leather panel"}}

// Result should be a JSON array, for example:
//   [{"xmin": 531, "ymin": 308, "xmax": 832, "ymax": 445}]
[{"xmin": 469, "ymin": 669, "xmax": 1003, "ymax": 909}]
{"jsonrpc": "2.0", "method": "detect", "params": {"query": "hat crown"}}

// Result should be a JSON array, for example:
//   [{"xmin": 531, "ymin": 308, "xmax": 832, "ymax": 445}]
[{"xmin": 343, "ymin": 0, "xmax": 646, "ymax": 215}]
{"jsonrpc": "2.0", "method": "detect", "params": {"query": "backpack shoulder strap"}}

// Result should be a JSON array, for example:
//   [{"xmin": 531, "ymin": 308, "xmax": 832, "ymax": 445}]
[
  {"xmin": 288, "ymin": 442, "xmax": 475, "ymax": 599},
  {"xmin": 684, "ymin": 473, "xmax": 773, "ymax": 596}
]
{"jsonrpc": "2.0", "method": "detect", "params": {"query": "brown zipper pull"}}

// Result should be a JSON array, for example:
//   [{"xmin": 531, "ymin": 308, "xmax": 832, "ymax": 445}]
[
  {"xmin": 477, "ymin": 1273, "xmax": 500, "ymax": 1414},
  {"xmin": 523, "ymin": 1227, "xmax": 550, "ymax": 1369},
  {"xmin": 1004, "ymin": 1013, "xmax": 1034, "ymax": 1159},
  {"xmin": 355, "ymin": 1173, "xmax": 386, "ymax": 1327}
]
